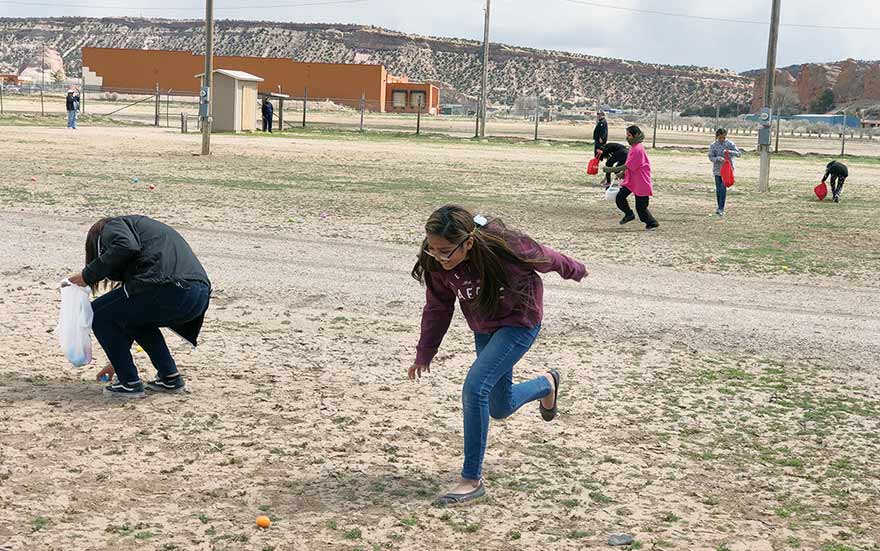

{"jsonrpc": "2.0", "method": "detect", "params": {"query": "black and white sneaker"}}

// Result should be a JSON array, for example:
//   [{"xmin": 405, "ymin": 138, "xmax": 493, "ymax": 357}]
[
  {"xmin": 103, "ymin": 380, "xmax": 145, "ymax": 399},
  {"xmin": 619, "ymin": 213, "xmax": 636, "ymax": 225},
  {"xmin": 146, "ymin": 374, "xmax": 186, "ymax": 394}
]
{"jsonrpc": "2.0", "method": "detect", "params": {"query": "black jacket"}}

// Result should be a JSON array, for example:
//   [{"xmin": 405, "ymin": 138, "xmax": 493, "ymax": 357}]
[
  {"xmin": 261, "ymin": 101, "xmax": 274, "ymax": 119},
  {"xmin": 823, "ymin": 161, "xmax": 848, "ymax": 180},
  {"xmin": 66, "ymin": 94, "xmax": 79, "ymax": 111},
  {"xmin": 593, "ymin": 119, "xmax": 608, "ymax": 146},
  {"xmin": 82, "ymin": 216, "xmax": 211, "ymax": 346},
  {"xmin": 599, "ymin": 142, "xmax": 627, "ymax": 161}
]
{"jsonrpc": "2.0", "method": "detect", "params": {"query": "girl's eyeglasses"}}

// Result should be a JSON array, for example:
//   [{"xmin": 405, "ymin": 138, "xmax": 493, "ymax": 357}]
[{"xmin": 424, "ymin": 238, "xmax": 468, "ymax": 261}]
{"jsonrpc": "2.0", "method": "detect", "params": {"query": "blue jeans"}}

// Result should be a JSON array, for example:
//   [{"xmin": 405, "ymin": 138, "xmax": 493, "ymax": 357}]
[
  {"xmin": 461, "ymin": 324, "xmax": 550, "ymax": 480},
  {"xmin": 91, "ymin": 281, "xmax": 210, "ymax": 384},
  {"xmin": 67, "ymin": 110, "xmax": 77, "ymax": 129},
  {"xmin": 714, "ymin": 175, "xmax": 726, "ymax": 212}
]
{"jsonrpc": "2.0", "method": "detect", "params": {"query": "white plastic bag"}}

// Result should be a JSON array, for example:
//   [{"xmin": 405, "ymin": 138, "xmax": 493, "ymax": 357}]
[
  {"xmin": 605, "ymin": 182, "xmax": 620, "ymax": 202},
  {"xmin": 57, "ymin": 279, "xmax": 94, "ymax": 367}
]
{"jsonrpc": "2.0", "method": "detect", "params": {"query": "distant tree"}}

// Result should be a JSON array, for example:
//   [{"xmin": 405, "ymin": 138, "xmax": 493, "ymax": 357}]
[
  {"xmin": 809, "ymin": 89, "xmax": 835, "ymax": 113},
  {"xmin": 774, "ymin": 86, "xmax": 801, "ymax": 115},
  {"xmin": 51, "ymin": 70, "xmax": 65, "ymax": 84}
]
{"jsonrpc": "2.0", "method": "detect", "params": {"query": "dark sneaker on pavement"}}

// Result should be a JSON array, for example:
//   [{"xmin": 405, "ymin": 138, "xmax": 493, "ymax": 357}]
[
  {"xmin": 103, "ymin": 380, "xmax": 145, "ymax": 399},
  {"xmin": 146, "ymin": 374, "xmax": 186, "ymax": 394},
  {"xmin": 619, "ymin": 213, "xmax": 636, "ymax": 225}
]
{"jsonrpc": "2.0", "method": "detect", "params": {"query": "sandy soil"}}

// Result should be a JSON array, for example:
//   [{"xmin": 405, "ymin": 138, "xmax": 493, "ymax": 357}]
[{"xmin": 0, "ymin": 125, "xmax": 878, "ymax": 551}]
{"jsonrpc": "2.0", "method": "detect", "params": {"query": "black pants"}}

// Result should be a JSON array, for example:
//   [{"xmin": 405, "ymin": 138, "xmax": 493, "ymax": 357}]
[
  {"xmin": 830, "ymin": 175, "xmax": 846, "ymax": 198},
  {"xmin": 91, "ymin": 281, "xmax": 210, "ymax": 385},
  {"xmin": 262, "ymin": 116, "xmax": 273, "ymax": 132},
  {"xmin": 616, "ymin": 186, "xmax": 658, "ymax": 228},
  {"xmin": 604, "ymin": 151, "xmax": 627, "ymax": 186}
]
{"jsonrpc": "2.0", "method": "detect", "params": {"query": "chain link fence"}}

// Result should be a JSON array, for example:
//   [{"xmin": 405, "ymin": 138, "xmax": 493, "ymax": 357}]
[{"xmin": 3, "ymin": 83, "xmax": 879, "ymax": 156}]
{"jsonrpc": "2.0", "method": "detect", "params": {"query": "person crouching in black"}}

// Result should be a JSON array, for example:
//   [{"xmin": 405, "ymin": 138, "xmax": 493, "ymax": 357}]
[
  {"xmin": 65, "ymin": 215, "xmax": 211, "ymax": 398},
  {"xmin": 822, "ymin": 160, "xmax": 849, "ymax": 203},
  {"xmin": 598, "ymin": 142, "xmax": 628, "ymax": 189}
]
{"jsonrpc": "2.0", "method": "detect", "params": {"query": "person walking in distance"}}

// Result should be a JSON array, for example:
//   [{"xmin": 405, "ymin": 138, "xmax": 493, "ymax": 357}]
[
  {"xmin": 66, "ymin": 89, "xmax": 80, "ymax": 129},
  {"xmin": 261, "ymin": 97, "xmax": 274, "ymax": 133},
  {"xmin": 708, "ymin": 128, "xmax": 741, "ymax": 216},
  {"xmin": 593, "ymin": 111, "xmax": 608, "ymax": 157}
]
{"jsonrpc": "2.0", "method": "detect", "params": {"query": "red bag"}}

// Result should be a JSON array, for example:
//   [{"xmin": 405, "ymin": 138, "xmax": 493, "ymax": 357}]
[
  {"xmin": 587, "ymin": 155, "xmax": 599, "ymax": 175},
  {"xmin": 814, "ymin": 181, "xmax": 828, "ymax": 201},
  {"xmin": 720, "ymin": 151, "xmax": 735, "ymax": 188}
]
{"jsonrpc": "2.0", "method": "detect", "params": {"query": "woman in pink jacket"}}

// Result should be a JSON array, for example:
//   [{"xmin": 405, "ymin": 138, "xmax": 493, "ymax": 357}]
[
  {"xmin": 606, "ymin": 125, "xmax": 659, "ymax": 230},
  {"xmin": 410, "ymin": 205, "xmax": 587, "ymax": 505}
]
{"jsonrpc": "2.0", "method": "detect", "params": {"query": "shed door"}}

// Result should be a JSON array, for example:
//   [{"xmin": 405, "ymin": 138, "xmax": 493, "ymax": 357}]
[{"xmin": 241, "ymin": 84, "xmax": 257, "ymax": 131}]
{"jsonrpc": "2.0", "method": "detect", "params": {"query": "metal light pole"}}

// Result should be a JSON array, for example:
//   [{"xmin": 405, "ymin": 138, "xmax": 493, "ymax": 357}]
[
  {"xmin": 479, "ymin": 0, "xmax": 491, "ymax": 137},
  {"xmin": 757, "ymin": 0, "xmax": 782, "ymax": 193},
  {"xmin": 200, "ymin": 0, "xmax": 214, "ymax": 156}
]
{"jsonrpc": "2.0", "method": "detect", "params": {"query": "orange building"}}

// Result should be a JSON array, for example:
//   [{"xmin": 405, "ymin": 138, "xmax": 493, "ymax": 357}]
[{"xmin": 82, "ymin": 47, "xmax": 438, "ymax": 114}]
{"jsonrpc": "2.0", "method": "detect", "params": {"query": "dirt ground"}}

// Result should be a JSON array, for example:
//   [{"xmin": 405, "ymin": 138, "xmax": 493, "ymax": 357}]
[{"xmin": 0, "ymin": 125, "xmax": 879, "ymax": 551}]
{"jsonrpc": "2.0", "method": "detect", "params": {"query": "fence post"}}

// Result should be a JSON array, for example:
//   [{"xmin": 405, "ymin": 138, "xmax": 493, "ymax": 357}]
[
  {"xmin": 533, "ymin": 97, "xmax": 539, "ymax": 141},
  {"xmin": 181, "ymin": 112, "xmax": 187, "ymax": 133},
  {"xmin": 166, "ymin": 90, "xmax": 171, "ymax": 128},
  {"xmin": 652, "ymin": 110, "xmax": 658, "ymax": 148},
  {"xmin": 416, "ymin": 100, "xmax": 422, "ymax": 135},
  {"xmin": 40, "ymin": 85, "xmax": 44, "ymax": 116},
  {"xmin": 302, "ymin": 87, "xmax": 307, "ymax": 128},
  {"xmin": 474, "ymin": 109, "xmax": 479, "ymax": 138},
  {"xmin": 841, "ymin": 109, "xmax": 847, "ymax": 156},
  {"xmin": 154, "ymin": 83, "xmax": 160, "ymax": 126},
  {"xmin": 359, "ymin": 92, "xmax": 365, "ymax": 132},
  {"xmin": 774, "ymin": 114, "xmax": 780, "ymax": 153},
  {"xmin": 0, "ymin": 78, "xmax": 4, "ymax": 115}
]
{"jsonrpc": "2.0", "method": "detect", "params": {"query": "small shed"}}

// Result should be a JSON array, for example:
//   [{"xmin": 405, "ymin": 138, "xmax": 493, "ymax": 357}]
[{"xmin": 196, "ymin": 69, "xmax": 264, "ymax": 133}]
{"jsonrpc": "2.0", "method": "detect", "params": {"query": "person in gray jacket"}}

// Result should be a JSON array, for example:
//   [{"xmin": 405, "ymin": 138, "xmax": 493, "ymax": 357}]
[{"xmin": 708, "ymin": 128, "xmax": 742, "ymax": 216}]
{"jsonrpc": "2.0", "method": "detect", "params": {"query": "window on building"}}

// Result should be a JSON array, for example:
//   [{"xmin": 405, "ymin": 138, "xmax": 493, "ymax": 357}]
[
  {"xmin": 410, "ymin": 91, "xmax": 426, "ymax": 108},
  {"xmin": 392, "ymin": 90, "xmax": 407, "ymax": 108}
]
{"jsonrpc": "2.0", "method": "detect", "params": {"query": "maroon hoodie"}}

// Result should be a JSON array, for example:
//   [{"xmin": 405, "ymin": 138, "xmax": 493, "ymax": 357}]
[{"xmin": 415, "ymin": 233, "xmax": 586, "ymax": 365}]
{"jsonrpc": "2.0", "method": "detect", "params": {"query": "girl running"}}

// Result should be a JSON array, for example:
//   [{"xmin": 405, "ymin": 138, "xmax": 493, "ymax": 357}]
[
  {"xmin": 605, "ymin": 125, "xmax": 659, "ymax": 230},
  {"xmin": 410, "ymin": 205, "xmax": 587, "ymax": 505}
]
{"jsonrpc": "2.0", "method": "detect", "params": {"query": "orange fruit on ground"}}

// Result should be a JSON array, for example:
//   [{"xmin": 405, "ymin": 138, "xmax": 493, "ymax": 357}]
[{"xmin": 256, "ymin": 516, "xmax": 271, "ymax": 528}]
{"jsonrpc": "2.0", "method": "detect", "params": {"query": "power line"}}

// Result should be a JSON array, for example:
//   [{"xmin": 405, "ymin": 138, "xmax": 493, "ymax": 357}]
[
  {"xmin": 0, "ymin": 0, "xmax": 368, "ymax": 11},
  {"xmin": 560, "ymin": 0, "xmax": 880, "ymax": 31}
]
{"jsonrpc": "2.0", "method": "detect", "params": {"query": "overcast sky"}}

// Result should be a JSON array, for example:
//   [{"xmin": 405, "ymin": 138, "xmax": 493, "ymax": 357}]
[{"xmin": 2, "ymin": 0, "xmax": 879, "ymax": 72}]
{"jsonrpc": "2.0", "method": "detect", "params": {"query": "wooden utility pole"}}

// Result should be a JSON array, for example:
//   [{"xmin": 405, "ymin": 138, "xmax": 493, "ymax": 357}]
[
  {"xmin": 479, "ymin": 0, "xmax": 491, "ymax": 137},
  {"xmin": 757, "ymin": 0, "xmax": 782, "ymax": 192},
  {"xmin": 200, "ymin": 0, "xmax": 214, "ymax": 156}
]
